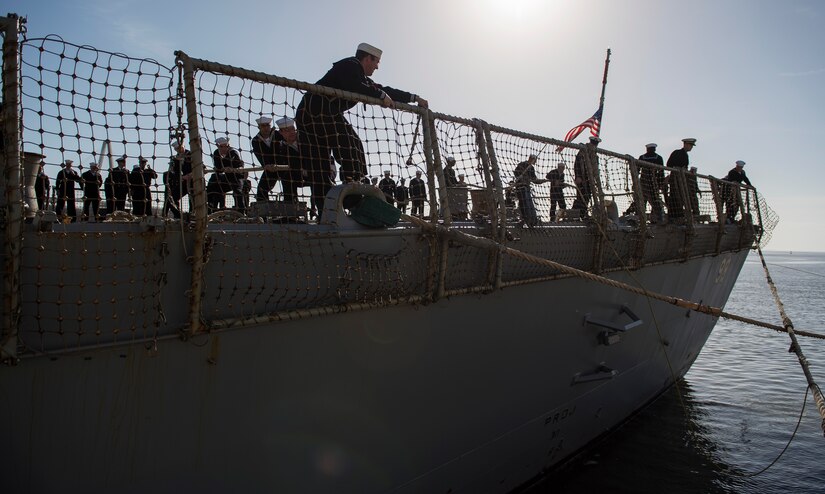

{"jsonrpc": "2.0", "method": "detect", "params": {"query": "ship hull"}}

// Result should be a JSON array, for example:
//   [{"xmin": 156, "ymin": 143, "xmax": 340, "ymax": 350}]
[{"xmin": 1, "ymin": 250, "xmax": 747, "ymax": 494}]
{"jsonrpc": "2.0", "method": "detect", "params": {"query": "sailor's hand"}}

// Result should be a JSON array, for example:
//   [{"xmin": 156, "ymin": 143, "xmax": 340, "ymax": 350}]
[
  {"xmin": 415, "ymin": 96, "xmax": 429, "ymax": 109},
  {"xmin": 382, "ymin": 94, "xmax": 395, "ymax": 108}
]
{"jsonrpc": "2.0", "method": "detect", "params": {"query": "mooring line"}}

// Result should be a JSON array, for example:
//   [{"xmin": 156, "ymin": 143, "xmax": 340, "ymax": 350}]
[
  {"xmin": 401, "ymin": 214, "xmax": 825, "ymax": 342},
  {"xmin": 756, "ymin": 246, "xmax": 825, "ymax": 436}
]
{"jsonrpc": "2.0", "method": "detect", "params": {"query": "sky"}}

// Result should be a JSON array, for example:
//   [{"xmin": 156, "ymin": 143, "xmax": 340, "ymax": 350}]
[{"xmin": 7, "ymin": 0, "xmax": 824, "ymax": 252}]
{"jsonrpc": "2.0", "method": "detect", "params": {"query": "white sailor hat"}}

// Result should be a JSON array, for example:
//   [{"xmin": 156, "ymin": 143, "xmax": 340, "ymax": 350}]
[
  {"xmin": 357, "ymin": 42, "xmax": 382, "ymax": 58},
  {"xmin": 255, "ymin": 116, "xmax": 272, "ymax": 126},
  {"xmin": 735, "ymin": 160, "xmax": 746, "ymax": 167},
  {"xmin": 383, "ymin": 169, "xmax": 391, "ymax": 174},
  {"xmin": 216, "ymin": 137, "xmax": 229, "ymax": 145},
  {"xmin": 64, "ymin": 159, "xmax": 74, "ymax": 166},
  {"xmin": 116, "ymin": 154, "xmax": 127, "ymax": 162},
  {"xmin": 445, "ymin": 156, "xmax": 455, "ymax": 163},
  {"xmin": 275, "ymin": 117, "xmax": 295, "ymax": 129},
  {"xmin": 682, "ymin": 138, "xmax": 697, "ymax": 145},
  {"xmin": 645, "ymin": 142, "xmax": 657, "ymax": 148},
  {"xmin": 90, "ymin": 162, "xmax": 99, "ymax": 168}
]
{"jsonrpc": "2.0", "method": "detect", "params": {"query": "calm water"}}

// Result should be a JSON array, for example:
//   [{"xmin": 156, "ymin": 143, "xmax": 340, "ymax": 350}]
[{"xmin": 531, "ymin": 251, "xmax": 825, "ymax": 493}]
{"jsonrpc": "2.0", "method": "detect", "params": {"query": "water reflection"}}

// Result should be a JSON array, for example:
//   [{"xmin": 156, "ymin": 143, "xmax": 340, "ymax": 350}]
[
  {"xmin": 528, "ymin": 381, "xmax": 743, "ymax": 493},
  {"xmin": 526, "ymin": 251, "xmax": 825, "ymax": 493}
]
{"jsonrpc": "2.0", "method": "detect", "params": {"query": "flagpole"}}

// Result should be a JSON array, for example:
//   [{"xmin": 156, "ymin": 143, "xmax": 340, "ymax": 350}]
[
  {"xmin": 597, "ymin": 48, "xmax": 611, "ymax": 136},
  {"xmin": 551, "ymin": 48, "xmax": 613, "ymax": 154}
]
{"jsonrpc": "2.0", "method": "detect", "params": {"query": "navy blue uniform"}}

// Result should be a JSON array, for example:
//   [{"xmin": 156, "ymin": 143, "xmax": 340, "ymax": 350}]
[{"xmin": 296, "ymin": 56, "xmax": 417, "ymax": 219}]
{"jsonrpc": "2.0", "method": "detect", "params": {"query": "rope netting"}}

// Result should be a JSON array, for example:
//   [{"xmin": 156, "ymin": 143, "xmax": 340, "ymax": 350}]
[
  {"xmin": 19, "ymin": 36, "xmax": 175, "ymax": 220},
  {"xmin": 4, "ymin": 35, "xmax": 779, "ymax": 356}
]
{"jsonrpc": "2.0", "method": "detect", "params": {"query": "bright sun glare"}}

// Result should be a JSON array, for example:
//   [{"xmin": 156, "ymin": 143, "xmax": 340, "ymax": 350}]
[{"xmin": 482, "ymin": 0, "xmax": 544, "ymax": 21}]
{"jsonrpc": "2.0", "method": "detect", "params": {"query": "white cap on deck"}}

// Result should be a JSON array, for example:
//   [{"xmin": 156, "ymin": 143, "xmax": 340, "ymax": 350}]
[
  {"xmin": 276, "ymin": 117, "xmax": 295, "ymax": 129},
  {"xmin": 682, "ymin": 138, "xmax": 697, "ymax": 145},
  {"xmin": 646, "ymin": 142, "xmax": 657, "ymax": 148},
  {"xmin": 116, "ymin": 154, "xmax": 127, "ymax": 162},
  {"xmin": 63, "ymin": 159, "xmax": 73, "ymax": 166},
  {"xmin": 255, "ymin": 116, "xmax": 272, "ymax": 126},
  {"xmin": 357, "ymin": 42, "xmax": 382, "ymax": 58},
  {"xmin": 735, "ymin": 160, "xmax": 746, "ymax": 167},
  {"xmin": 216, "ymin": 137, "xmax": 229, "ymax": 145},
  {"xmin": 446, "ymin": 156, "xmax": 455, "ymax": 163}
]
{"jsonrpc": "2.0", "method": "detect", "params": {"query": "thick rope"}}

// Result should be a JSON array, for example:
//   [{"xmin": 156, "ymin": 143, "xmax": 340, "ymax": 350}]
[
  {"xmin": 400, "ymin": 213, "xmax": 825, "ymax": 341},
  {"xmin": 756, "ymin": 246, "xmax": 825, "ymax": 436}
]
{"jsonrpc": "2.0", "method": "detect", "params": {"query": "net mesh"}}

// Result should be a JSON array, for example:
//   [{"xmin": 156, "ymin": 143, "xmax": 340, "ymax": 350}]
[{"xmin": 5, "ymin": 35, "xmax": 777, "ymax": 356}]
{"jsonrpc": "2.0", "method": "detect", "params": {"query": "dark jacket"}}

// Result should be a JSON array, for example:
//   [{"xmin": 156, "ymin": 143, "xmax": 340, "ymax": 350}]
[
  {"xmin": 639, "ymin": 151, "xmax": 665, "ymax": 189},
  {"xmin": 211, "ymin": 148, "xmax": 244, "ymax": 185},
  {"xmin": 110, "ymin": 166, "xmax": 131, "ymax": 197},
  {"xmin": 724, "ymin": 167, "xmax": 751, "ymax": 186},
  {"xmin": 298, "ymin": 56, "xmax": 416, "ymax": 117},
  {"xmin": 55, "ymin": 168, "xmax": 81, "ymax": 198},
  {"xmin": 35, "ymin": 171, "xmax": 51, "ymax": 199},
  {"xmin": 545, "ymin": 169, "xmax": 565, "ymax": 196},
  {"xmin": 395, "ymin": 184, "xmax": 409, "ymax": 204},
  {"xmin": 274, "ymin": 140, "xmax": 306, "ymax": 173},
  {"xmin": 409, "ymin": 177, "xmax": 426, "ymax": 199},
  {"xmin": 666, "ymin": 148, "xmax": 689, "ymax": 169},
  {"xmin": 81, "ymin": 170, "xmax": 103, "ymax": 198},
  {"xmin": 513, "ymin": 161, "xmax": 537, "ymax": 189},
  {"xmin": 378, "ymin": 177, "xmax": 397, "ymax": 201},
  {"xmin": 251, "ymin": 130, "xmax": 285, "ymax": 168}
]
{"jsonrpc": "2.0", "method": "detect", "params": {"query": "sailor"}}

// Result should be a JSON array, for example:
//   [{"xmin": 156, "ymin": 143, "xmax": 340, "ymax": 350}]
[
  {"xmin": 638, "ymin": 142, "xmax": 666, "ymax": 222},
  {"xmin": 545, "ymin": 162, "xmax": 567, "ymax": 221},
  {"xmin": 722, "ymin": 160, "xmax": 752, "ymax": 223},
  {"xmin": 395, "ymin": 177, "xmax": 409, "ymax": 213},
  {"xmin": 513, "ymin": 154, "xmax": 543, "ymax": 227},
  {"xmin": 666, "ymin": 138, "xmax": 696, "ymax": 169},
  {"xmin": 572, "ymin": 136, "xmax": 600, "ymax": 219},
  {"xmin": 129, "ymin": 157, "xmax": 157, "ymax": 216},
  {"xmin": 110, "ymin": 155, "xmax": 131, "ymax": 212},
  {"xmin": 55, "ymin": 159, "xmax": 81, "ymax": 221},
  {"xmin": 409, "ymin": 170, "xmax": 426, "ymax": 216},
  {"xmin": 378, "ymin": 170, "xmax": 396, "ymax": 205},
  {"xmin": 208, "ymin": 137, "xmax": 244, "ymax": 213},
  {"xmin": 687, "ymin": 165, "xmax": 701, "ymax": 219},
  {"xmin": 443, "ymin": 156, "xmax": 458, "ymax": 187},
  {"xmin": 295, "ymin": 42, "xmax": 428, "ymax": 220},
  {"xmin": 252, "ymin": 116, "xmax": 285, "ymax": 201},
  {"xmin": 664, "ymin": 138, "xmax": 696, "ymax": 219},
  {"xmin": 81, "ymin": 162, "xmax": 103, "ymax": 220},
  {"xmin": 164, "ymin": 141, "xmax": 193, "ymax": 218},
  {"xmin": 270, "ymin": 117, "xmax": 304, "ymax": 203},
  {"xmin": 35, "ymin": 161, "xmax": 50, "ymax": 211}
]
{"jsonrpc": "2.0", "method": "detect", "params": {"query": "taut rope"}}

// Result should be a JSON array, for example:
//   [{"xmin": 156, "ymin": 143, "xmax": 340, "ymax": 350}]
[
  {"xmin": 400, "ymin": 213, "xmax": 825, "ymax": 342},
  {"xmin": 756, "ymin": 246, "xmax": 825, "ymax": 436}
]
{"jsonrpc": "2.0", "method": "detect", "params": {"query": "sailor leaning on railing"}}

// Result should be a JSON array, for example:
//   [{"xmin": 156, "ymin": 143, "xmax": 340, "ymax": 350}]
[{"xmin": 294, "ymin": 41, "xmax": 428, "ymax": 221}]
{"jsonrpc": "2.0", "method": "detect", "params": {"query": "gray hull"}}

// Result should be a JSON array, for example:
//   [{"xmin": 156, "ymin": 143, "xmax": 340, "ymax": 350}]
[{"xmin": 1, "ymin": 248, "xmax": 746, "ymax": 494}]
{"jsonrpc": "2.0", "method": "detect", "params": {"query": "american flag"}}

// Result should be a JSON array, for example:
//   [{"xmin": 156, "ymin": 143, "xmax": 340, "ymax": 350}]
[{"xmin": 557, "ymin": 107, "xmax": 602, "ymax": 152}]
